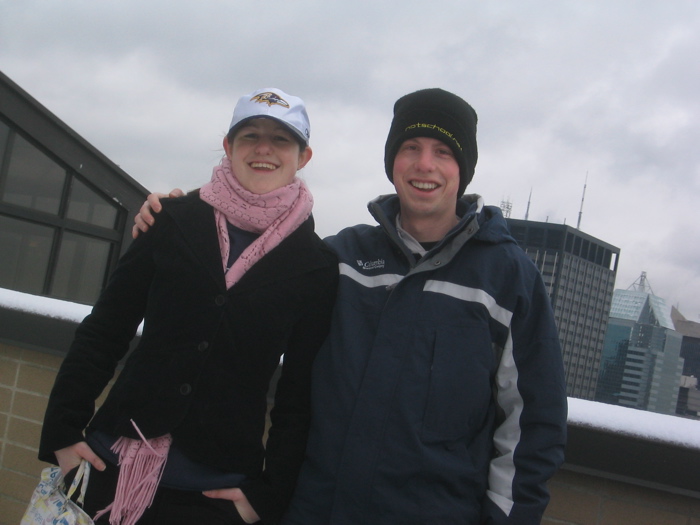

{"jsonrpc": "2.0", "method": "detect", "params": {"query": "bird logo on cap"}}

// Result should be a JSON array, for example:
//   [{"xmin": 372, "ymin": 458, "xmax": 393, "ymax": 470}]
[{"xmin": 251, "ymin": 92, "xmax": 290, "ymax": 108}]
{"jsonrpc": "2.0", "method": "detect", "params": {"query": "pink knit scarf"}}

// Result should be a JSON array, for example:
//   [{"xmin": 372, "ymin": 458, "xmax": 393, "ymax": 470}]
[{"xmin": 199, "ymin": 157, "xmax": 313, "ymax": 288}]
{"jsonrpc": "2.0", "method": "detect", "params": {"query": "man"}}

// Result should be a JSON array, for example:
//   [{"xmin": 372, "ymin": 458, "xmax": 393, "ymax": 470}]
[{"xmin": 136, "ymin": 88, "xmax": 567, "ymax": 524}]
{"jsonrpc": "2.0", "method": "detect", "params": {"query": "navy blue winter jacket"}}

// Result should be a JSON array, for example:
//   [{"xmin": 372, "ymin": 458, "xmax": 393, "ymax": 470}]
[{"xmin": 283, "ymin": 194, "xmax": 567, "ymax": 524}]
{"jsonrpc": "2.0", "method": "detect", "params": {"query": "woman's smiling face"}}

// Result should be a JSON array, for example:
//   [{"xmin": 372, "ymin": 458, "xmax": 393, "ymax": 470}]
[{"xmin": 224, "ymin": 117, "xmax": 312, "ymax": 194}]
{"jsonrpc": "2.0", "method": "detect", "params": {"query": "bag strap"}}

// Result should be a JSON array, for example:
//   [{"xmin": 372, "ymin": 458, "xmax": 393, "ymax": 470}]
[
  {"xmin": 65, "ymin": 460, "xmax": 91, "ymax": 504},
  {"xmin": 77, "ymin": 460, "xmax": 91, "ymax": 505}
]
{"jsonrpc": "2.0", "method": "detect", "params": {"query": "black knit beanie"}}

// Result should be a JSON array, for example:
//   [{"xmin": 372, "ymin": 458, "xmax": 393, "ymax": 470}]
[{"xmin": 384, "ymin": 88, "xmax": 478, "ymax": 197}]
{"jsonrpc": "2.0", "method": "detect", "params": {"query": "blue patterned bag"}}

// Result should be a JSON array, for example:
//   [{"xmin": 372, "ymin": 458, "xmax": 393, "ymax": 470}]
[{"xmin": 21, "ymin": 460, "xmax": 93, "ymax": 525}]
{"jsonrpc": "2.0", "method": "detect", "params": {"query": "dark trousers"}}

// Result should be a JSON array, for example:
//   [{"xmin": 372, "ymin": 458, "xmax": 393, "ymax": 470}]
[{"xmin": 67, "ymin": 461, "xmax": 250, "ymax": 524}]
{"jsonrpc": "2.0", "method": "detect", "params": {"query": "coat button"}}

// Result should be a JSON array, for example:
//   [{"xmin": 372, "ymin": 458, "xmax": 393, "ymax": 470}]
[
  {"xmin": 197, "ymin": 341, "xmax": 209, "ymax": 352},
  {"xmin": 180, "ymin": 384, "xmax": 192, "ymax": 396},
  {"xmin": 215, "ymin": 295, "xmax": 226, "ymax": 306}
]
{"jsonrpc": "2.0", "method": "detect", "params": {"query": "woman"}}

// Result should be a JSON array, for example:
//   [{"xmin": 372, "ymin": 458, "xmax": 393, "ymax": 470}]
[{"xmin": 38, "ymin": 88, "xmax": 338, "ymax": 525}]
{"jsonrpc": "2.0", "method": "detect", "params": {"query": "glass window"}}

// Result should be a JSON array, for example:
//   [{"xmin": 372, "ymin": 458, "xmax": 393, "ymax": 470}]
[
  {"xmin": 50, "ymin": 231, "xmax": 112, "ymax": 304},
  {"xmin": 509, "ymin": 225, "xmax": 526, "ymax": 244},
  {"xmin": 546, "ymin": 230, "xmax": 564, "ymax": 250},
  {"xmin": 3, "ymin": 134, "xmax": 66, "ymax": 214},
  {"xmin": 565, "ymin": 234, "xmax": 573, "ymax": 253},
  {"xmin": 0, "ymin": 215, "xmax": 54, "ymax": 295},
  {"xmin": 66, "ymin": 177, "xmax": 119, "ymax": 228},
  {"xmin": 573, "ymin": 236, "xmax": 582, "ymax": 256},
  {"xmin": 0, "ymin": 120, "xmax": 9, "ymax": 162},
  {"xmin": 529, "ymin": 227, "xmax": 545, "ymax": 247},
  {"xmin": 581, "ymin": 239, "xmax": 591, "ymax": 261},
  {"xmin": 0, "ymin": 117, "xmax": 133, "ymax": 306}
]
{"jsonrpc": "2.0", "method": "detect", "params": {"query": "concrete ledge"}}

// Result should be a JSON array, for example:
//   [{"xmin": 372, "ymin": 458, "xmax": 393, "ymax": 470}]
[
  {"xmin": 565, "ymin": 420, "xmax": 700, "ymax": 498},
  {"xmin": 0, "ymin": 305, "xmax": 81, "ymax": 355}
]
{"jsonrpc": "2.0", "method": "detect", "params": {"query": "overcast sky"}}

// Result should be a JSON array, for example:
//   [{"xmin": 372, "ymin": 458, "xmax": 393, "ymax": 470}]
[{"xmin": 1, "ymin": 0, "xmax": 699, "ymax": 319}]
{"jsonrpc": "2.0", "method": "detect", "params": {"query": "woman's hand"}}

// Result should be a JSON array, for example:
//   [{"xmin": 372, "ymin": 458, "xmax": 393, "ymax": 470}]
[
  {"xmin": 202, "ymin": 487, "xmax": 261, "ymax": 524},
  {"xmin": 54, "ymin": 441, "xmax": 106, "ymax": 475},
  {"xmin": 131, "ymin": 188, "xmax": 185, "ymax": 239}
]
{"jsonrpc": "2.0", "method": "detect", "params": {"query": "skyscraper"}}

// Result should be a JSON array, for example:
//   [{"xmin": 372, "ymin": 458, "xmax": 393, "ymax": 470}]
[
  {"xmin": 671, "ymin": 306, "xmax": 700, "ymax": 418},
  {"xmin": 595, "ymin": 284, "xmax": 683, "ymax": 416},
  {"xmin": 506, "ymin": 218, "xmax": 619, "ymax": 399}
]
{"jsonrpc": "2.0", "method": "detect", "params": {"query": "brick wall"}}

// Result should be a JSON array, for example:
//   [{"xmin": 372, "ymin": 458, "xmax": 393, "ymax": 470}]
[
  {"xmin": 2, "ymin": 342, "xmax": 699, "ymax": 525},
  {"xmin": 1, "ymin": 342, "xmax": 58, "ymax": 523},
  {"xmin": 0, "ymin": 342, "xmax": 115, "ymax": 525}
]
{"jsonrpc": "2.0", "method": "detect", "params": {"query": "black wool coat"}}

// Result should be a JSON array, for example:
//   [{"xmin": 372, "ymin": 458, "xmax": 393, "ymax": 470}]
[{"xmin": 39, "ymin": 192, "xmax": 338, "ymax": 523}]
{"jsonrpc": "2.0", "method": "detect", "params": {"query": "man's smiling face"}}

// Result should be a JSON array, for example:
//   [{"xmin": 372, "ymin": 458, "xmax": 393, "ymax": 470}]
[{"xmin": 392, "ymin": 136, "xmax": 460, "ymax": 225}]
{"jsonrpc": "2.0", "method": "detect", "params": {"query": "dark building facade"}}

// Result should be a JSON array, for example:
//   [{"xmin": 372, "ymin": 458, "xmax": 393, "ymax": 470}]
[
  {"xmin": 672, "ymin": 307, "xmax": 700, "ymax": 418},
  {"xmin": 0, "ymin": 71, "xmax": 148, "ymax": 305},
  {"xmin": 506, "ymin": 218, "xmax": 620, "ymax": 399}
]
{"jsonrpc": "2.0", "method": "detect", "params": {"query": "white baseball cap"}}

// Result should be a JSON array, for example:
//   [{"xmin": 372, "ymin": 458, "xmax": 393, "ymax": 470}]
[{"xmin": 228, "ymin": 88, "xmax": 310, "ymax": 145}]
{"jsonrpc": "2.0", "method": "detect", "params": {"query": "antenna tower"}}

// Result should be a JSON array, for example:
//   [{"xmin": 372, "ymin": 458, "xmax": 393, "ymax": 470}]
[
  {"xmin": 628, "ymin": 271, "xmax": 655, "ymax": 294},
  {"xmin": 500, "ymin": 198, "xmax": 512, "ymax": 218},
  {"xmin": 524, "ymin": 188, "xmax": 532, "ymax": 220},
  {"xmin": 577, "ymin": 172, "xmax": 588, "ymax": 229}
]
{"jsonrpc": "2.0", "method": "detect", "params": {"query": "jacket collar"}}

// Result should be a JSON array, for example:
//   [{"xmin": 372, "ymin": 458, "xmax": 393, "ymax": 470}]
[
  {"xmin": 368, "ymin": 193, "xmax": 514, "ymax": 243},
  {"xmin": 366, "ymin": 193, "xmax": 515, "ymax": 269},
  {"xmin": 163, "ymin": 193, "xmax": 329, "ymax": 293},
  {"xmin": 165, "ymin": 194, "xmax": 225, "ymax": 287},
  {"xmin": 230, "ymin": 217, "xmax": 329, "ymax": 295}
]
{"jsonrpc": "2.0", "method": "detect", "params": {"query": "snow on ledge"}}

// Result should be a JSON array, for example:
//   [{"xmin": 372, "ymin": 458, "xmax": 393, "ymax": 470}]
[
  {"xmin": 0, "ymin": 288, "xmax": 91, "ymax": 322},
  {"xmin": 2, "ymin": 288, "xmax": 699, "ymax": 450},
  {"xmin": 0, "ymin": 288, "xmax": 142, "ymax": 334},
  {"xmin": 567, "ymin": 397, "xmax": 700, "ymax": 450}
]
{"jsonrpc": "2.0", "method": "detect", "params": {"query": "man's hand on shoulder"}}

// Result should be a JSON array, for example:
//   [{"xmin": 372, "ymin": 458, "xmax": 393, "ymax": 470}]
[{"xmin": 131, "ymin": 188, "xmax": 185, "ymax": 239}]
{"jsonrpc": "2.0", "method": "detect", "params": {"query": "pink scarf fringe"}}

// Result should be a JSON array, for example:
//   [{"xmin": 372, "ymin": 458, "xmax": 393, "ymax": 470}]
[
  {"xmin": 199, "ymin": 157, "xmax": 313, "ymax": 288},
  {"xmin": 93, "ymin": 421, "xmax": 171, "ymax": 525}
]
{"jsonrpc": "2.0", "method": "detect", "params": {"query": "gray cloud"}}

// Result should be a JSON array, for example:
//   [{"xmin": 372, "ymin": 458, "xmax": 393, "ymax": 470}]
[{"xmin": 1, "ymin": 0, "xmax": 699, "ymax": 319}]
